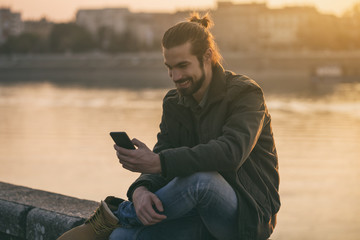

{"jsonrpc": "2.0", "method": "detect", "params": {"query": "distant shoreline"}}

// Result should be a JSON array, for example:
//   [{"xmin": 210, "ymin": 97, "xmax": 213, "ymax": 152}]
[{"xmin": 1, "ymin": 51, "xmax": 359, "ymax": 94}]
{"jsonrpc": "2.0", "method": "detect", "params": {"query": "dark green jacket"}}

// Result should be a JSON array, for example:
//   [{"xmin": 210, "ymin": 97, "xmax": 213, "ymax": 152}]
[{"xmin": 127, "ymin": 64, "xmax": 280, "ymax": 239}]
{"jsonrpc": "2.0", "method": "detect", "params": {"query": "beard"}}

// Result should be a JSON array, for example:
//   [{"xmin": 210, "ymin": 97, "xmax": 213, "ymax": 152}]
[{"xmin": 176, "ymin": 66, "xmax": 206, "ymax": 97}]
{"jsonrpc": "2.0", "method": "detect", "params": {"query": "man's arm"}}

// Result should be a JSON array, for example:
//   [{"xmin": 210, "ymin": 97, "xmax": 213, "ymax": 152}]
[
  {"xmin": 114, "ymin": 139, "xmax": 168, "ymax": 226},
  {"xmin": 124, "ymin": 105, "xmax": 174, "ymax": 200},
  {"xmin": 114, "ymin": 104, "xmax": 174, "ymax": 225}
]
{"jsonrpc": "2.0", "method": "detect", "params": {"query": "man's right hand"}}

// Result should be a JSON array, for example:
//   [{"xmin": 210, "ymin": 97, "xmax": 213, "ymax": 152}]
[{"xmin": 132, "ymin": 186, "xmax": 167, "ymax": 226}]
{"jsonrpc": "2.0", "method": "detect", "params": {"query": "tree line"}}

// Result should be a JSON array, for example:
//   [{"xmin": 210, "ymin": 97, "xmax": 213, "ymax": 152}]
[
  {"xmin": 297, "ymin": 3, "xmax": 360, "ymax": 51},
  {"xmin": 0, "ymin": 23, "xmax": 158, "ymax": 54}
]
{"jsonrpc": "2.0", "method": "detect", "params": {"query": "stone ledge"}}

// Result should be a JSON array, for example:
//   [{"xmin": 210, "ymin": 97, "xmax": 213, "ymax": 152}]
[
  {"xmin": 26, "ymin": 208, "xmax": 84, "ymax": 240},
  {"xmin": 0, "ymin": 182, "xmax": 100, "ymax": 240},
  {"xmin": 0, "ymin": 200, "xmax": 33, "ymax": 238}
]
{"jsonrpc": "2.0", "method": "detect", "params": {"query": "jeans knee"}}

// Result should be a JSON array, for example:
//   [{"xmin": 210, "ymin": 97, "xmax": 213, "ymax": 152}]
[
  {"xmin": 175, "ymin": 172, "xmax": 235, "ymax": 208},
  {"xmin": 185, "ymin": 172, "xmax": 222, "ymax": 186},
  {"xmin": 109, "ymin": 228, "xmax": 121, "ymax": 240},
  {"xmin": 176, "ymin": 172, "xmax": 226, "ymax": 197},
  {"xmin": 109, "ymin": 227, "xmax": 135, "ymax": 240}
]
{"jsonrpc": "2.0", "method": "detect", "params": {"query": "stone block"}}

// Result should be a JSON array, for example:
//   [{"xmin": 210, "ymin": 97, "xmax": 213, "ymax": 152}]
[
  {"xmin": 0, "ymin": 182, "xmax": 101, "ymax": 239},
  {"xmin": 0, "ymin": 199, "xmax": 32, "ymax": 239},
  {"xmin": 0, "ymin": 232, "xmax": 24, "ymax": 240},
  {"xmin": 26, "ymin": 208, "xmax": 84, "ymax": 240},
  {"xmin": 0, "ymin": 182, "xmax": 99, "ymax": 219}
]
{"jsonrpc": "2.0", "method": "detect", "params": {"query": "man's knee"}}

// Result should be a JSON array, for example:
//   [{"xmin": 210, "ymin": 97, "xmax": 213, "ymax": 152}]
[
  {"xmin": 175, "ymin": 172, "xmax": 229, "ymax": 196},
  {"xmin": 181, "ymin": 172, "xmax": 223, "ymax": 185},
  {"xmin": 109, "ymin": 228, "xmax": 122, "ymax": 240},
  {"xmin": 109, "ymin": 227, "xmax": 138, "ymax": 240}
]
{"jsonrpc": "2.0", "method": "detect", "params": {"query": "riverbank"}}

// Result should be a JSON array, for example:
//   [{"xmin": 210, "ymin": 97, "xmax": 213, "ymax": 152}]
[{"xmin": 1, "ymin": 51, "xmax": 359, "ymax": 94}]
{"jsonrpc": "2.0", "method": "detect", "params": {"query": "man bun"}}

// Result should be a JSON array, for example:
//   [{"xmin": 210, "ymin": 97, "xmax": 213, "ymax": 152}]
[
  {"xmin": 162, "ymin": 11, "xmax": 222, "ymax": 66},
  {"xmin": 188, "ymin": 12, "xmax": 213, "ymax": 29}
]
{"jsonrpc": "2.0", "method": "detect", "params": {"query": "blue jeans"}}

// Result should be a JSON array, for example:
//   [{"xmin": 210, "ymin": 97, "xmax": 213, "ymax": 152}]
[{"xmin": 110, "ymin": 172, "xmax": 238, "ymax": 240}]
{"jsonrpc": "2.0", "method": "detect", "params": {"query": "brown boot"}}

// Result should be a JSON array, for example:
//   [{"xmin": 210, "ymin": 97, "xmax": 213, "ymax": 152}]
[{"xmin": 57, "ymin": 198, "xmax": 123, "ymax": 240}]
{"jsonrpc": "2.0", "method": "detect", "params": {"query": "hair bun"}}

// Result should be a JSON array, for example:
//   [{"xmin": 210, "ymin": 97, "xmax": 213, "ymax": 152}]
[{"xmin": 189, "ymin": 13, "xmax": 212, "ymax": 29}]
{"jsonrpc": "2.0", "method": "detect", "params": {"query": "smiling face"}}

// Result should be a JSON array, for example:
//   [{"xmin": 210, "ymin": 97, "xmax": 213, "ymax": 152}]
[{"xmin": 163, "ymin": 41, "xmax": 212, "ymax": 102}]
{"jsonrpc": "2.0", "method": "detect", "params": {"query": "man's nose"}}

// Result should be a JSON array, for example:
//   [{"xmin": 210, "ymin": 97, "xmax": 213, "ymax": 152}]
[{"xmin": 170, "ymin": 69, "xmax": 182, "ymax": 82}]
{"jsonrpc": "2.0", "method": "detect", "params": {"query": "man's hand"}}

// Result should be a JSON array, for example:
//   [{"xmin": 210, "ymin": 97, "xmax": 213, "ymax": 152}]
[
  {"xmin": 132, "ymin": 186, "xmax": 167, "ymax": 225},
  {"xmin": 114, "ymin": 138, "xmax": 161, "ymax": 174}
]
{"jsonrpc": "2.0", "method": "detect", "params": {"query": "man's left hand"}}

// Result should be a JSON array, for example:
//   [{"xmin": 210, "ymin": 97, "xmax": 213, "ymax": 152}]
[{"xmin": 114, "ymin": 138, "xmax": 161, "ymax": 174}]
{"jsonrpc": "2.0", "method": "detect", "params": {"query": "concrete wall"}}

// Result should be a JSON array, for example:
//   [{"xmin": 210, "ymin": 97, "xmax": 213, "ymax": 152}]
[{"xmin": 0, "ymin": 182, "xmax": 99, "ymax": 240}]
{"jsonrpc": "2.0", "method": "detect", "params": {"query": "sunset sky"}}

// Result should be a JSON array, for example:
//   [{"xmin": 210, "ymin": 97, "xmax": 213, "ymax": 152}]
[{"xmin": 0, "ymin": 0, "xmax": 359, "ymax": 21}]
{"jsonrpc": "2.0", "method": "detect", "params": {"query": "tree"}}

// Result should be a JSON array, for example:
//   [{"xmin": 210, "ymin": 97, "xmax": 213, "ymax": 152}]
[
  {"xmin": 48, "ymin": 23, "xmax": 95, "ymax": 53},
  {"xmin": 344, "ymin": 2, "xmax": 360, "ymax": 22},
  {"xmin": 343, "ymin": 1, "xmax": 360, "ymax": 48},
  {"xmin": 0, "ymin": 33, "xmax": 48, "ymax": 54},
  {"xmin": 297, "ymin": 14, "xmax": 353, "ymax": 50},
  {"xmin": 95, "ymin": 26, "xmax": 141, "ymax": 53}
]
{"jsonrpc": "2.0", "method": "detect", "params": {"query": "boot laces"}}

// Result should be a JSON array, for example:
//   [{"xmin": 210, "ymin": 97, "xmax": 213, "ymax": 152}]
[{"xmin": 85, "ymin": 205, "xmax": 119, "ymax": 235}]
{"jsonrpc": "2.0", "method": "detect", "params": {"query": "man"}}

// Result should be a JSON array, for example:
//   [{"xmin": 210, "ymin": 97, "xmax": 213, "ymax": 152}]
[{"xmin": 58, "ymin": 13, "xmax": 280, "ymax": 240}]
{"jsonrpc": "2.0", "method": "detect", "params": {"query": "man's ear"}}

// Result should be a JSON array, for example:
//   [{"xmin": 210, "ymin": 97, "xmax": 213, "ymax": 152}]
[{"xmin": 203, "ymin": 48, "xmax": 213, "ymax": 63}]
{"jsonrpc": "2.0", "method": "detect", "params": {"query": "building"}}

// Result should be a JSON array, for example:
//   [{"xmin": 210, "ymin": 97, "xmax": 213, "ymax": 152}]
[
  {"xmin": 76, "ymin": 8, "xmax": 190, "ymax": 50},
  {"xmin": 0, "ymin": 8, "xmax": 23, "ymax": 44},
  {"xmin": 212, "ymin": 2, "xmax": 267, "ymax": 51},
  {"xmin": 127, "ymin": 11, "xmax": 191, "ymax": 49},
  {"xmin": 212, "ymin": 1, "xmax": 321, "ymax": 51},
  {"xmin": 23, "ymin": 17, "xmax": 54, "ymax": 38},
  {"xmin": 74, "ymin": 1, "xmax": 329, "ymax": 52},
  {"xmin": 76, "ymin": 8, "xmax": 130, "ymax": 36},
  {"xmin": 258, "ymin": 6, "xmax": 319, "ymax": 49}
]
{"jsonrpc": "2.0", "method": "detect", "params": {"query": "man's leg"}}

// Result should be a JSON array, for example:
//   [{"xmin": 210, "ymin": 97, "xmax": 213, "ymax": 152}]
[
  {"xmin": 155, "ymin": 172, "xmax": 238, "ymax": 239},
  {"xmin": 111, "ymin": 172, "xmax": 238, "ymax": 240}
]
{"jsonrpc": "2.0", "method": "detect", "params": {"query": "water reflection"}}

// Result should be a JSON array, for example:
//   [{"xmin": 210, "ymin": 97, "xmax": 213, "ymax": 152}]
[{"xmin": 0, "ymin": 82, "xmax": 360, "ymax": 239}]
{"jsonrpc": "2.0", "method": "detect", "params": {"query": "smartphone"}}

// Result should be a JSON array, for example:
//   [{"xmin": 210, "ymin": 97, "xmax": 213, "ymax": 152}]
[{"xmin": 110, "ymin": 132, "xmax": 136, "ymax": 150}]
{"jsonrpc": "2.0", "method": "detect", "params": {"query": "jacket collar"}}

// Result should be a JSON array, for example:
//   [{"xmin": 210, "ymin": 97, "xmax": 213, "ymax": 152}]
[{"xmin": 207, "ymin": 63, "xmax": 227, "ymax": 105}]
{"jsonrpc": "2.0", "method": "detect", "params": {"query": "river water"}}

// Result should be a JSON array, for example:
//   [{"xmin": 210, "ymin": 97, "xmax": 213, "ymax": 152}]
[{"xmin": 1, "ymin": 82, "xmax": 360, "ymax": 239}]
